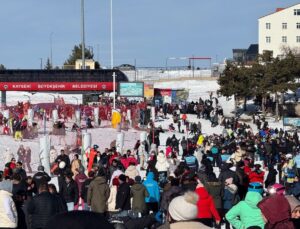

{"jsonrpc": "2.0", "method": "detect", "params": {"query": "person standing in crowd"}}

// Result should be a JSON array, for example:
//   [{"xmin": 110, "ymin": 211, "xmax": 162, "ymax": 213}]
[
  {"xmin": 226, "ymin": 191, "xmax": 265, "ymax": 229},
  {"xmin": 33, "ymin": 165, "xmax": 51, "ymax": 191},
  {"xmin": 0, "ymin": 180, "xmax": 18, "ymax": 229},
  {"xmin": 143, "ymin": 172, "xmax": 160, "ymax": 213},
  {"xmin": 107, "ymin": 178, "xmax": 119, "ymax": 213},
  {"xmin": 55, "ymin": 149, "xmax": 71, "ymax": 190},
  {"xmin": 155, "ymin": 151, "xmax": 169, "ymax": 187},
  {"xmin": 16, "ymin": 145, "xmax": 25, "ymax": 163},
  {"xmin": 125, "ymin": 162, "xmax": 139, "ymax": 180},
  {"xmin": 184, "ymin": 151, "xmax": 198, "ymax": 173},
  {"xmin": 48, "ymin": 184, "xmax": 68, "ymax": 213},
  {"xmin": 130, "ymin": 175, "xmax": 149, "ymax": 215},
  {"xmin": 74, "ymin": 167, "xmax": 87, "ymax": 210},
  {"xmin": 161, "ymin": 178, "xmax": 182, "ymax": 213},
  {"xmin": 15, "ymin": 162, "xmax": 27, "ymax": 180},
  {"xmin": 71, "ymin": 154, "xmax": 81, "ymax": 178},
  {"xmin": 27, "ymin": 183, "xmax": 62, "ymax": 229},
  {"xmin": 81, "ymin": 171, "xmax": 95, "ymax": 211},
  {"xmin": 115, "ymin": 174, "xmax": 131, "ymax": 212},
  {"xmin": 87, "ymin": 169, "xmax": 110, "ymax": 215},
  {"xmin": 258, "ymin": 194, "xmax": 295, "ymax": 229},
  {"xmin": 249, "ymin": 164, "xmax": 265, "ymax": 184},
  {"xmin": 24, "ymin": 146, "xmax": 32, "ymax": 173},
  {"xmin": 158, "ymin": 192, "xmax": 210, "ymax": 229},
  {"xmin": 195, "ymin": 183, "xmax": 221, "ymax": 227},
  {"xmin": 60, "ymin": 174, "xmax": 79, "ymax": 211}
]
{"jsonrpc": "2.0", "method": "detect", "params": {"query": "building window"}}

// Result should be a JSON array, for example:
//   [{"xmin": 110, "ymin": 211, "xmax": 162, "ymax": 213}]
[
  {"xmin": 282, "ymin": 23, "xmax": 287, "ymax": 29},
  {"xmin": 297, "ymin": 23, "xmax": 300, "ymax": 29},
  {"xmin": 266, "ymin": 36, "xmax": 271, "ymax": 43},
  {"xmin": 266, "ymin": 23, "xmax": 271, "ymax": 29},
  {"xmin": 294, "ymin": 9, "xmax": 300, "ymax": 15},
  {"xmin": 297, "ymin": 36, "xmax": 300, "ymax": 43},
  {"xmin": 282, "ymin": 36, "xmax": 287, "ymax": 43}
]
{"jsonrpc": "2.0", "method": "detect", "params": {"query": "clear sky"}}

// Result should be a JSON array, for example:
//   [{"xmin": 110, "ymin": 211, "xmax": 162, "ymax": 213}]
[{"xmin": 0, "ymin": 0, "xmax": 299, "ymax": 69}]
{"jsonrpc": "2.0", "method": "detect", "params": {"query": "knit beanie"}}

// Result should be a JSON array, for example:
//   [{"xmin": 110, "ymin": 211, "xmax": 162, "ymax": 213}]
[
  {"xmin": 0, "ymin": 180, "xmax": 13, "ymax": 193},
  {"xmin": 168, "ymin": 192, "xmax": 198, "ymax": 221},
  {"xmin": 285, "ymin": 195, "xmax": 300, "ymax": 212}
]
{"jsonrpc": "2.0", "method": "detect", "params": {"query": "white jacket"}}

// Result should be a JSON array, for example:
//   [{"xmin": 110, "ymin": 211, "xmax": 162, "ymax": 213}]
[
  {"xmin": 125, "ymin": 165, "xmax": 140, "ymax": 180},
  {"xmin": 155, "ymin": 152, "xmax": 169, "ymax": 172},
  {"xmin": 0, "ymin": 190, "xmax": 18, "ymax": 228},
  {"xmin": 107, "ymin": 186, "xmax": 118, "ymax": 212}
]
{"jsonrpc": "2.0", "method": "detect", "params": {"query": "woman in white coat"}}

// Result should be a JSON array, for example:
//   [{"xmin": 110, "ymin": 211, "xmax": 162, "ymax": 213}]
[{"xmin": 0, "ymin": 180, "xmax": 18, "ymax": 228}]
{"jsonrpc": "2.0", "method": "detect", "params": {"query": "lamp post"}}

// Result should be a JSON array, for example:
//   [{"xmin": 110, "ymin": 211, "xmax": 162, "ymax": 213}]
[
  {"xmin": 49, "ymin": 94, "xmax": 56, "ymax": 103},
  {"xmin": 50, "ymin": 32, "xmax": 54, "ymax": 67},
  {"xmin": 23, "ymin": 94, "xmax": 31, "ymax": 102},
  {"xmin": 110, "ymin": 0, "xmax": 116, "ymax": 109},
  {"xmin": 81, "ymin": 0, "xmax": 86, "ymax": 69}
]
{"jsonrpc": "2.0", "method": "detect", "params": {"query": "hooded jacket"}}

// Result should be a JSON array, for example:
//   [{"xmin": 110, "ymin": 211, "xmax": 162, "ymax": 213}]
[
  {"xmin": 87, "ymin": 176, "xmax": 110, "ymax": 213},
  {"xmin": 258, "ymin": 194, "xmax": 294, "ymax": 229},
  {"xmin": 130, "ymin": 183, "xmax": 149, "ymax": 213},
  {"xmin": 226, "ymin": 191, "xmax": 265, "ymax": 229},
  {"xmin": 195, "ymin": 187, "xmax": 221, "ymax": 221},
  {"xmin": 0, "ymin": 181, "xmax": 18, "ymax": 228},
  {"xmin": 143, "ymin": 172, "xmax": 160, "ymax": 203},
  {"xmin": 155, "ymin": 152, "xmax": 170, "ymax": 172},
  {"xmin": 125, "ymin": 165, "xmax": 140, "ymax": 180}
]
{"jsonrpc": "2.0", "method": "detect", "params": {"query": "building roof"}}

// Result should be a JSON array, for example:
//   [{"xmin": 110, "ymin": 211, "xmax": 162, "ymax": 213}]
[
  {"xmin": 246, "ymin": 44, "xmax": 258, "ymax": 55},
  {"xmin": 259, "ymin": 2, "xmax": 300, "ymax": 19}
]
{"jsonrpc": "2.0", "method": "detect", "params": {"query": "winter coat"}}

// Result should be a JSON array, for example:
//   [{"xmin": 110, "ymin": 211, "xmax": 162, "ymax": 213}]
[
  {"xmin": 27, "ymin": 191, "xmax": 61, "ymax": 229},
  {"xmin": 81, "ymin": 178, "xmax": 93, "ymax": 202},
  {"xmin": 249, "ymin": 170, "xmax": 265, "ymax": 184},
  {"xmin": 87, "ymin": 176, "xmax": 110, "ymax": 213},
  {"xmin": 0, "ymin": 190, "xmax": 18, "ymax": 228},
  {"xmin": 116, "ymin": 182, "xmax": 131, "ymax": 211},
  {"xmin": 258, "ymin": 194, "xmax": 294, "ymax": 229},
  {"xmin": 60, "ymin": 180, "xmax": 79, "ymax": 204},
  {"xmin": 107, "ymin": 185, "xmax": 118, "ymax": 212},
  {"xmin": 71, "ymin": 159, "xmax": 81, "ymax": 176},
  {"xmin": 160, "ymin": 186, "xmax": 182, "ymax": 212},
  {"xmin": 218, "ymin": 166, "xmax": 240, "ymax": 185},
  {"xmin": 226, "ymin": 191, "xmax": 265, "ymax": 229},
  {"xmin": 45, "ymin": 211, "xmax": 114, "ymax": 229},
  {"xmin": 265, "ymin": 168, "xmax": 278, "ymax": 188},
  {"xmin": 167, "ymin": 159, "xmax": 180, "ymax": 176},
  {"xmin": 130, "ymin": 183, "xmax": 149, "ymax": 213},
  {"xmin": 32, "ymin": 172, "xmax": 51, "ymax": 190},
  {"xmin": 155, "ymin": 152, "xmax": 169, "ymax": 172},
  {"xmin": 143, "ymin": 172, "xmax": 160, "ymax": 203},
  {"xmin": 205, "ymin": 181, "xmax": 222, "ymax": 209},
  {"xmin": 184, "ymin": 155, "xmax": 199, "ymax": 172},
  {"xmin": 125, "ymin": 165, "xmax": 140, "ymax": 180},
  {"xmin": 195, "ymin": 187, "xmax": 221, "ymax": 221},
  {"xmin": 75, "ymin": 173, "xmax": 87, "ymax": 194},
  {"xmin": 157, "ymin": 221, "xmax": 211, "ymax": 229},
  {"xmin": 222, "ymin": 184, "xmax": 238, "ymax": 210}
]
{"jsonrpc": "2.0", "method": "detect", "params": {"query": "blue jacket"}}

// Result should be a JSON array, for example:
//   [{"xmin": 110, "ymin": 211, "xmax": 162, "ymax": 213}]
[
  {"xmin": 184, "ymin": 155, "xmax": 198, "ymax": 171},
  {"xmin": 143, "ymin": 172, "xmax": 160, "ymax": 203}
]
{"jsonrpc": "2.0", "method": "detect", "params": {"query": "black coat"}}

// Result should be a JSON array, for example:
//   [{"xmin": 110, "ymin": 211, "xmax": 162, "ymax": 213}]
[
  {"xmin": 265, "ymin": 168, "xmax": 278, "ymax": 188},
  {"xmin": 81, "ymin": 178, "xmax": 93, "ymax": 202},
  {"xmin": 33, "ymin": 171, "xmax": 51, "ymax": 190},
  {"xmin": 60, "ymin": 180, "xmax": 79, "ymax": 204},
  {"xmin": 116, "ymin": 182, "xmax": 131, "ymax": 210},
  {"xmin": 27, "ymin": 192, "xmax": 61, "ymax": 229}
]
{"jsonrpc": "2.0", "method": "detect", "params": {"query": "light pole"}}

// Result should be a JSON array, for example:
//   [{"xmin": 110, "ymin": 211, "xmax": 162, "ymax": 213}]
[
  {"xmin": 23, "ymin": 94, "xmax": 31, "ymax": 102},
  {"xmin": 81, "ymin": 0, "xmax": 86, "ymax": 69},
  {"xmin": 72, "ymin": 96, "xmax": 79, "ymax": 106},
  {"xmin": 50, "ymin": 32, "xmax": 54, "ymax": 67},
  {"xmin": 40, "ymin": 58, "xmax": 43, "ymax": 69},
  {"xmin": 110, "ymin": 0, "xmax": 116, "ymax": 109},
  {"xmin": 49, "ymin": 94, "xmax": 56, "ymax": 103}
]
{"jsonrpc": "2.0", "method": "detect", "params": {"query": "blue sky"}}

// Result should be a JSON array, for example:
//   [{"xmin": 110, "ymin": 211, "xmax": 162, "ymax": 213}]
[{"xmin": 0, "ymin": 0, "xmax": 299, "ymax": 69}]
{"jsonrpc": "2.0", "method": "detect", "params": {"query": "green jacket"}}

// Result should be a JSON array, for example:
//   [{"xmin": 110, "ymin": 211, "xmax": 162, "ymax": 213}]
[
  {"xmin": 131, "ymin": 183, "xmax": 149, "ymax": 213},
  {"xmin": 225, "ymin": 192, "xmax": 265, "ymax": 229}
]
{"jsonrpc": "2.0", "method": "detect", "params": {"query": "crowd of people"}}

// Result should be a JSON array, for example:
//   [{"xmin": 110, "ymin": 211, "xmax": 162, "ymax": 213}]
[{"xmin": 1, "ymin": 96, "xmax": 300, "ymax": 229}]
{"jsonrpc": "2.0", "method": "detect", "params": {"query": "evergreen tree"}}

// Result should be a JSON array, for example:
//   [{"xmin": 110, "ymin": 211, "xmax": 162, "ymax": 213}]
[{"xmin": 64, "ymin": 44, "xmax": 94, "ymax": 66}]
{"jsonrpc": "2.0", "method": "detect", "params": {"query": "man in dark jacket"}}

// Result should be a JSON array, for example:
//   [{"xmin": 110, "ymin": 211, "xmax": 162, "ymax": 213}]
[
  {"xmin": 218, "ymin": 163, "xmax": 240, "ymax": 186},
  {"xmin": 27, "ymin": 183, "xmax": 62, "ymax": 229},
  {"xmin": 60, "ymin": 174, "xmax": 79, "ymax": 211},
  {"xmin": 130, "ymin": 176, "xmax": 149, "ymax": 215},
  {"xmin": 160, "ymin": 178, "xmax": 181, "ymax": 213},
  {"xmin": 116, "ymin": 174, "xmax": 131, "ymax": 211},
  {"xmin": 81, "ymin": 171, "xmax": 95, "ymax": 211},
  {"xmin": 33, "ymin": 165, "xmax": 51, "ymax": 191},
  {"xmin": 87, "ymin": 169, "xmax": 110, "ymax": 214},
  {"xmin": 55, "ymin": 149, "xmax": 71, "ymax": 191}
]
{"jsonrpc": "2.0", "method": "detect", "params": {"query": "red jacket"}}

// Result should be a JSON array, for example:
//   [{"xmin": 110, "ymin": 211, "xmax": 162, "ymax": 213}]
[
  {"xmin": 249, "ymin": 170, "xmax": 265, "ymax": 184},
  {"xmin": 195, "ymin": 187, "xmax": 221, "ymax": 221}
]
